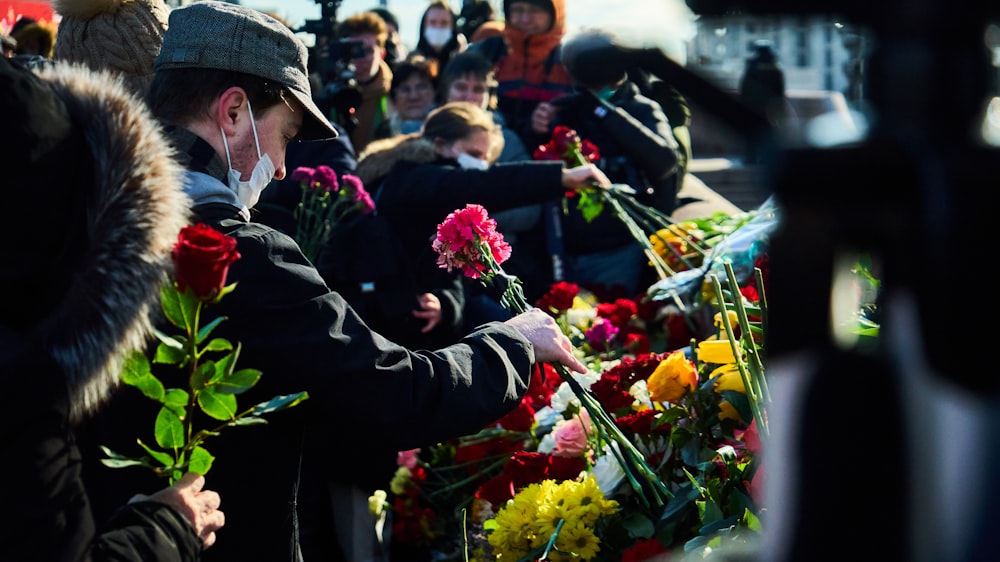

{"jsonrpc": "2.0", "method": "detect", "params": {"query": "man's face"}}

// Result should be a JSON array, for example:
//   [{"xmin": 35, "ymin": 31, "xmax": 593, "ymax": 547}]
[
  {"xmin": 446, "ymin": 73, "xmax": 491, "ymax": 109},
  {"xmin": 392, "ymin": 74, "xmax": 436, "ymax": 121},
  {"xmin": 507, "ymin": 2, "xmax": 551, "ymax": 35},
  {"xmin": 348, "ymin": 32, "xmax": 384, "ymax": 81},
  {"xmin": 229, "ymin": 98, "xmax": 303, "ymax": 183}
]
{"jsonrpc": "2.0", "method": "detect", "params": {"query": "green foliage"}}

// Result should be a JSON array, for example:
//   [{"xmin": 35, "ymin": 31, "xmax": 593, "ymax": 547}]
[{"xmin": 102, "ymin": 283, "xmax": 308, "ymax": 484}]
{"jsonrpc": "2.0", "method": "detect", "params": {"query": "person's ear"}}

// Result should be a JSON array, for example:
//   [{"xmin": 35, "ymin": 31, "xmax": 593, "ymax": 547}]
[{"xmin": 217, "ymin": 87, "xmax": 247, "ymax": 136}]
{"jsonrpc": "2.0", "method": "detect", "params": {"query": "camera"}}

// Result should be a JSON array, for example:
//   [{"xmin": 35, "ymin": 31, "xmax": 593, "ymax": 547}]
[{"xmin": 299, "ymin": 0, "xmax": 364, "ymax": 132}]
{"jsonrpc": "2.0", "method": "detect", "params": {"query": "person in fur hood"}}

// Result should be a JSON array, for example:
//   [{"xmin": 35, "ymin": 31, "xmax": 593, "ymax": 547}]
[{"xmin": 0, "ymin": 56, "xmax": 224, "ymax": 560}]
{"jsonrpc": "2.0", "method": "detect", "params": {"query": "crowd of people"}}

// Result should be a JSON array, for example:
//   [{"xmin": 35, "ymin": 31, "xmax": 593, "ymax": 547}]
[{"xmin": 2, "ymin": 0, "xmax": 693, "ymax": 560}]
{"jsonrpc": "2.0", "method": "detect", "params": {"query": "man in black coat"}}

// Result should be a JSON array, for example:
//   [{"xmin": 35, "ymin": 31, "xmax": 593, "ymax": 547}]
[{"xmin": 81, "ymin": 4, "xmax": 588, "ymax": 561}]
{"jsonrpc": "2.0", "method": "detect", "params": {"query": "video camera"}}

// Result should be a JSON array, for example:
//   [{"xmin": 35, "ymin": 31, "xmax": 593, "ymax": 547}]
[{"xmin": 299, "ymin": 0, "xmax": 365, "ymax": 132}]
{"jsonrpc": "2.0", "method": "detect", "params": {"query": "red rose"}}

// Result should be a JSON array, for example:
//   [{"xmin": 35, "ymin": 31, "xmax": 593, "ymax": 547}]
[
  {"xmin": 551, "ymin": 125, "xmax": 579, "ymax": 155},
  {"xmin": 503, "ymin": 451, "xmax": 551, "ymax": 487},
  {"xmin": 171, "ymin": 223, "xmax": 240, "ymax": 301}
]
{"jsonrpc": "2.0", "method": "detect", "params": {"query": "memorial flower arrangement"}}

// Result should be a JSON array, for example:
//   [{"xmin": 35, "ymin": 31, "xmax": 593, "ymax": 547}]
[
  {"xmin": 101, "ymin": 223, "xmax": 309, "ymax": 484},
  {"xmin": 375, "ymin": 204, "xmax": 780, "ymax": 561},
  {"xmin": 291, "ymin": 165, "xmax": 375, "ymax": 262}
]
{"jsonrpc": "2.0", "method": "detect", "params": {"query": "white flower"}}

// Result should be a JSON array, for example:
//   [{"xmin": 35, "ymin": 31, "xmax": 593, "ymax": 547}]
[
  {"xmin": 630, "ymin": 379, "xmax": 652, "ymax": 408},
  {"xmin": 592, "ymin": 442, "xmax": 627, "ymax": 497}
]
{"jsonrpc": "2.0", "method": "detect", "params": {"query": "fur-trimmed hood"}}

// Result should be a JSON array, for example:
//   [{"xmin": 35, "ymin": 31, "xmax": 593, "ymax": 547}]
[
  {"xmin": 27, "ymin": 63, "xmax": 190, "ymax": 423},
  {"xmin": 355, "ymin": 133, "xmax": 441, "ymax": 189}
]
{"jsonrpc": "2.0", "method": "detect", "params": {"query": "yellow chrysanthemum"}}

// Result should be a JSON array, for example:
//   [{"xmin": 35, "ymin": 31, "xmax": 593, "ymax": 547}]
[
  {"xmin": 711, "ymin": 364, "xmax": 745, "ymax": 393},
  {"xmin": 553, "ymin": 518, "xmax": 602, "ymax": 561},
  {"xmin": 646, "ymin": 350, "xmax": 698, "ymax": 403},
  {"xmin": 698, "ymin": 339, "xmax": 740, "ymax": 364}
]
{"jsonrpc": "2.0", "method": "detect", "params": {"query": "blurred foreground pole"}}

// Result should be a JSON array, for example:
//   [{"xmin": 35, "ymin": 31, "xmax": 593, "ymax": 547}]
[{"xmin": 681, "ymin": 0, "xmax": 1000, "ymax": 560}]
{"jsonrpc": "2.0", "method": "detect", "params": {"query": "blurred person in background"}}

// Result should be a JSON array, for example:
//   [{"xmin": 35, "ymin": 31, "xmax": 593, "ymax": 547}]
[
  {"xmin": 466, "ymin": 0, "xmax": 572, "ymax": 150},
  {"xmin": 411, "ymin": 0, "xmax": 467, "ymax": 77},
  {"xmin": 335, "ymin": 11, "xmax": 393, "ymax": 153},
  {"xmin": 373, "ymin": 55, "xmax": 438, "ymax": 140},
  {"xmin": 367, "ymin": 6, "xmax": 408, "ymax": 70},
  {"xmin": 554, "ymin": 28, "xmax": 682, "ymax": 298}
]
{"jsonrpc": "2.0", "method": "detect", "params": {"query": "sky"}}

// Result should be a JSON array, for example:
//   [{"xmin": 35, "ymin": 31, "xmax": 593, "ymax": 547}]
[{"xmin": 240, "ymin": 0, "xmax": 699, "ymax": 63}]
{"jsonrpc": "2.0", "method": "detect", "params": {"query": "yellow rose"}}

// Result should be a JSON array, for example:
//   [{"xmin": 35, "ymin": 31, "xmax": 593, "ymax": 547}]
[
  {"xmin": 710, "ymin": 364, "xmax": 745, "ymax": 393},
  {"xmin": 718, "ymin": 400, "xmax": 742, "ymax": 422},
  {"xmin": 647, "ymin": 350, "xmax": 698, "ymax": 403},
  {"xmin": 714, "ymin": 310, "xmax": 740, "ymax": 339},
  {"xmin": 698, "ymin": 340, "xmax": 740, "ymax": 364}
]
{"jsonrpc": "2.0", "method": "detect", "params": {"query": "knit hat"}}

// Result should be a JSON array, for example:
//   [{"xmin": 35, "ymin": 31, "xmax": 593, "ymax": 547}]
[
  {"xmin": 155, "ymin": 1, "xmax": 337, "ymax": 140},
  {"xmin": 54, "ymin": 0, "xmax": 169, "ymax": 96}
]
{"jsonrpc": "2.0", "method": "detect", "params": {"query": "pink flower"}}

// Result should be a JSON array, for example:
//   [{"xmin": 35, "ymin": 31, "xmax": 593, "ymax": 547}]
[
  {"xmin": 397, "ymin": 448, "xmax": 421, "ymax": 470},
  {"xmin": 585, "ymin": 317, "xmax": 619, "ymax": 351},
  {"xmin": 432, "ymin": 204, "xmax": 511, "ymax": 279},
  {"xmin": 552, "ymin": 410, "xmax": 592, "ymax": 458},
  {"xmin": 313, "ymin": 165, "xmax": 339, "ymax": 191},
  {"xmin": 292, "ymin": 165, "xmax": 339, "ymax": 192},
  {"xmin": 340, "ymin": 174, "xmax": 375, "ymax": 215}
]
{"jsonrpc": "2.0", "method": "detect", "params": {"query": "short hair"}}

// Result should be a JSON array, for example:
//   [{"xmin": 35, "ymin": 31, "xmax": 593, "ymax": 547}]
[
  {"xmin": 389, "ymin": 56, "xmax": 437, "ymax": 100},
  {"xmin": 422, "ymin": 101, "xmax": 504, "ymax": 160},
  {"xmin": 439, "ymin": 51, "xmax": 497, "ymax": 93},
  {"xmin": 147, "ymin": 68, "xmax": 290, "ymax": 127},
  {"xmin": 337, "ymin": 12, "xmax": 388, "ymax": 48}
]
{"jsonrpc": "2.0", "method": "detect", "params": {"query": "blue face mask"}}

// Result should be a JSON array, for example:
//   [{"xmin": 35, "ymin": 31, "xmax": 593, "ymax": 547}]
[{"xmin": 594, "ymin": 86, "xmax": 617, "ymax": 102}]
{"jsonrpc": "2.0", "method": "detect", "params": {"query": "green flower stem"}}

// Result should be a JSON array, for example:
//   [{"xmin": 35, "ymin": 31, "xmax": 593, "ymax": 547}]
[
  {"xmin": 602, "ymin": 191, "xmax": 675, "ymax": 280},
  {"xmin": 473, "ymin": 236, "xmax": 672, "ymax": 511},
  {"xmin": 722, "ymin": 263, "xmax": 770, "ymax": 407},
  {"xmin": 182, "ymin": 299, "xmax": 204, "ymax": 464},
  {"xmin": 425, "ymin": 457, "xmax": 508, "ymax": 499},
  {"xmin": 709, "ymin": 270, "xmax": 768, "ymax": 440},
  {"xmin": 613, "ymin": 191, "xmax": 710, "ymax": 258}
]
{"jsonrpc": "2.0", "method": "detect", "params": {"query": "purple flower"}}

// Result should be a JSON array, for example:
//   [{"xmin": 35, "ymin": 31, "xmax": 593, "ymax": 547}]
[{"xmin": 586, "ymin": 317, "xmax": 619, "ymax": 351}]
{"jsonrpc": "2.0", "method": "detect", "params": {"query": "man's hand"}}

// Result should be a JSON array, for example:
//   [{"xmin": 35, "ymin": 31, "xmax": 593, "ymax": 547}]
[
  {"xmin": 505, "ymin": 308, "xmax": 586, "ymax": 373},
  {"xmin": 142, "ymin": 472, "xmax": 225, "ymax": 549}
]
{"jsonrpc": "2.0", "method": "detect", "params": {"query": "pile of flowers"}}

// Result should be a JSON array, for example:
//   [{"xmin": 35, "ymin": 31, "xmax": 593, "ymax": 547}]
[
  {"xmin": 377, "ymin": 127, "xmax": 879, "ymax": 560},
  {"xmin": 380, "ymin": 199, "xmax": 786, "ymax": 561}
]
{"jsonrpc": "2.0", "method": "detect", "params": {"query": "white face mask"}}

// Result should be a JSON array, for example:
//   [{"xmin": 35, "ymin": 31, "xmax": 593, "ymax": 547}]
[
  {"xmin": 456, "ymin": 152, "xmax": 490, "ymax": 170},
  {"xmin": 220, "ymin": 98, "xmax": 275, "ymax": 210},
  {"xmin": 423, "ymin": 27, "xmax": 452, "ymax": 48}
]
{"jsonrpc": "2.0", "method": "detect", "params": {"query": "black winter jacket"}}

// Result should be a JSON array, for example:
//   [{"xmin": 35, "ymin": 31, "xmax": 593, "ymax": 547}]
[
  {"xmin": 83, "ymin": 129, "xmax": 544, "ymax": 562},
  {"xmin": 0, "ymin": 59, "xmax": 200, "ymax": 561},
  {"xmin": 554, "ymin": 81, "xmax": 681, "ymax": 255}
]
